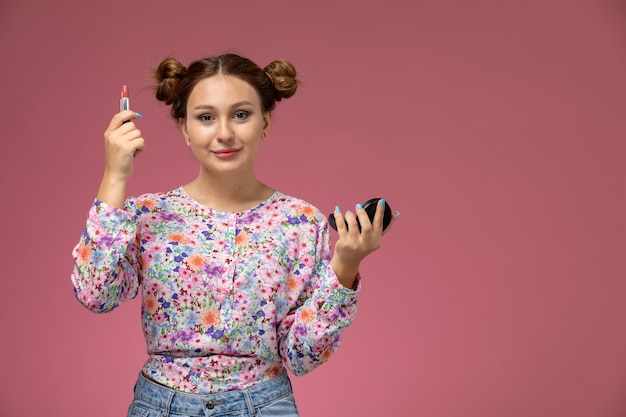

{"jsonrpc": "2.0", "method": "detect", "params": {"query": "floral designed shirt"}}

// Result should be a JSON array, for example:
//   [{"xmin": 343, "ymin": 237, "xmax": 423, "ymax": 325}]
[{"xmin": 71, "ymin": 187, "xmax": 360, "ymax": 394}]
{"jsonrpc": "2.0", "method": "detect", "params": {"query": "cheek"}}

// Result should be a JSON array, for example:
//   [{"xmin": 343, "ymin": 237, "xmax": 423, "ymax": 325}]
[
  {"xmin": 186, "ymin": 125, "xmax": 213, "ymax": 145},
  {"xmin": 246, "ymin": 121, "xmax": 266, "ymax": 138}
]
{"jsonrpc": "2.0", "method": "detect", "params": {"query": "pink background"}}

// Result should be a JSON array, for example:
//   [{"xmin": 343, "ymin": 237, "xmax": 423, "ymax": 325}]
[{"xmin": 1, "ymin": 0, "xmax": 625, "ymax": 416}]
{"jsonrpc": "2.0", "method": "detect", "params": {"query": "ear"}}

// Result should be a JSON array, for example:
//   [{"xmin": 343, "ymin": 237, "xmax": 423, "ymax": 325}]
[
  {"xmin": 178, "ymin": 118, "xmax": 191, "ymax": 146},
  {"xmin": 262, "ymin": 111, "xmax": 272, "ymax": 139}
]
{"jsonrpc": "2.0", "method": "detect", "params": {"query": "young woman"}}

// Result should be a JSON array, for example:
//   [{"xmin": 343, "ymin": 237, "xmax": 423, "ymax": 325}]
[{"xmin": 71, "ymin": 53, "xmax": 396, "ymax": 417}]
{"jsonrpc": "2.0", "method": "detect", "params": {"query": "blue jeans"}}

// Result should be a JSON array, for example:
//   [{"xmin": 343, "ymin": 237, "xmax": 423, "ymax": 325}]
[{"xmin": 127, "ymin": 370, "xmax": 300, "ymax": 417}]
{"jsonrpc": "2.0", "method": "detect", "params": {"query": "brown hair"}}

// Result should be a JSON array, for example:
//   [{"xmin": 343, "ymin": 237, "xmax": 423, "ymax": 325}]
[{"xmin": 153, "ymin": 53, "xmax": 298, "ymax": 119}]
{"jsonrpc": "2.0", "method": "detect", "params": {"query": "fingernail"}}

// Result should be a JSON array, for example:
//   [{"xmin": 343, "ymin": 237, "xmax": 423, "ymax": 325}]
[
  {"xmin": 335, "ymin": 205, "xmax": 340, "ymax": 212},
  {"xmin": 380, "ymin": 199, "xmax": 386, "ymax": 207},
  {"xmin": 356, "ymin": 203, "xmax": 363, "ymax": 209},
  {"xmin": 135, "ymin": 112, "xmax": 143, "ymax": 118}
]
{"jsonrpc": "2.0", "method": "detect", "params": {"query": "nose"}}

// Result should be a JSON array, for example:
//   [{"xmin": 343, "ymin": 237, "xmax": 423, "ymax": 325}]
[{"xmin": 216, "ymin": 118, "xmax": 234, "ymax": 143}]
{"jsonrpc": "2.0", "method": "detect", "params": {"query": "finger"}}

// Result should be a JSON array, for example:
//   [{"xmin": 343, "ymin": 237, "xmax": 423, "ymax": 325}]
[
  {"xmin": 371, "ymin": 199, "xmax": 386, "ymax": 232},
  {"xmin": 105, "ymin": 125, "xmax": 145, "ymax": 156},
  {"xmin": 116, "ymin": 120, "xmax": 139, "ymax": 135},
  {"xmin": 123, "ymin": 132, "xmax": 145, "ymax": 158},
  {"xmin": 333, "ymin": 206, "xmax": 347, "ymax": 233},
  {"xmin": 106, "ymin": 111, "xmax": 143, "ymax": 131},
  {"xmin": 105, "ymin": 123, "xmax": 143, "ymax": 146},
  {"xmin": 121, "ymin": 111, "xmax": 143, "ymax": 126},
  {"xmin": 343, "ymin": 210, "xmax": 360, "ymax": 235},
  {"xmin": 354, "ymin": 203, "xmax": 373, "ymax": 233},
  {"xmin": 133, "ymin": 138, "xmax": 146, "ymax": 157}
]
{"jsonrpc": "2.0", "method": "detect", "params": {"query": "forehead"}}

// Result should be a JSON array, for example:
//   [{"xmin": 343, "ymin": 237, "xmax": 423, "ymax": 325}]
[{"xmin": 188, "ymin": 75, "xmax": 261, "ymax": 107}]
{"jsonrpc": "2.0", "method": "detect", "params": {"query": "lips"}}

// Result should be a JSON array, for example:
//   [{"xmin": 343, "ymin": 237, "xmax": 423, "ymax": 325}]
[{"xmin": 213, "ymin": 148, "xmax": 240, "ymax": 158}]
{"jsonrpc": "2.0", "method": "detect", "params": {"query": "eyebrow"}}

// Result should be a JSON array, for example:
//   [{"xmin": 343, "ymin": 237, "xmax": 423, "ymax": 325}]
[{"xmin": 192, "ymin": 101, "xmax": 254, "ymax": 110}]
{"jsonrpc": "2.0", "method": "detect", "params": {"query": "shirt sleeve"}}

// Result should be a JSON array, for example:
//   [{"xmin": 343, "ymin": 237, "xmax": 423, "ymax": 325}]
[
  {"xmin": 277, "ymin": 214, "xmax": 361, "ymax": 376},
  {"xmin": 70, "ymin": 199, "xmax": 141, "ymax": 313}
]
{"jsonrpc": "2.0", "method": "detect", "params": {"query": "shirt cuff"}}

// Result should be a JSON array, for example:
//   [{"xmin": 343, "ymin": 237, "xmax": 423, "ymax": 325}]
[
  {"xmin": 320, "ymin": 264, "xmax": 360, "ymax": 307},
  {"xmin": 88, "ymin": 199, "xmax": 137, "ymax": 239}
]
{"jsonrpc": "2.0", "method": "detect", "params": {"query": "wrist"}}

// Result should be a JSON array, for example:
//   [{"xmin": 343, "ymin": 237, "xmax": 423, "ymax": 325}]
[
  {"xmin": 330, "ymin": 257, "xmax": 360, "ymax": 289},
  {"xmin": 97, "ymin": 174, "xmax": 128, "ymax": 209}
]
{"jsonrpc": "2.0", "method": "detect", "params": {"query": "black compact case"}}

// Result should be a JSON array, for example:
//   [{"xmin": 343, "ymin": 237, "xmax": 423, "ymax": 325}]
[{"xmin": 328, "ymin": 198, "xmax": 392, "ymax": 232}]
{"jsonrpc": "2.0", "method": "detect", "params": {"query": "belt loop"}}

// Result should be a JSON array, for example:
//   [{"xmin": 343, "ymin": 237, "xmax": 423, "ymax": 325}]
[
  {"xmin": 242, "ymin": 388, "xmax": 256, "ymax": 416},
  {"xmin": 162, "ymin": 388, "xmax": 174, "ymax": 417}
]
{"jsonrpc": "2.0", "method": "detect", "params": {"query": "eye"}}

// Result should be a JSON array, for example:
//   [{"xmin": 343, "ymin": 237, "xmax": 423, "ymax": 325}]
[
  {"xmin": 199, "ymin": 114, "xmax": 214, "ymax": 122},
  {"xmin": 233, "ymin": 111, "xmax": 249, "ymax": 120}
]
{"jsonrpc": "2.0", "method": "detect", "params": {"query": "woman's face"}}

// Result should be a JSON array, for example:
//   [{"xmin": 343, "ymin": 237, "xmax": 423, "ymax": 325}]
[{"xmin": 179, "ymin": 75, "xmax": 271, "ymax": 177}]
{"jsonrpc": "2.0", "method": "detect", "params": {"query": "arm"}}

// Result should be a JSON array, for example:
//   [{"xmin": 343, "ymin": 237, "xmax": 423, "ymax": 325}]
[
  {"xmin": 71, "ymin": 199, "xmax": 141, "ymax": 313},
  {"xmin": 277, "ymin": 201, "xmax": 397, "ymax": 374},
  {"xmin": 277, "ymin": 215, "xmax": 360, "ymax": 375},
  {"xmin": 70, "ymin": 110, "xmax": 145, "ymax": 312}
]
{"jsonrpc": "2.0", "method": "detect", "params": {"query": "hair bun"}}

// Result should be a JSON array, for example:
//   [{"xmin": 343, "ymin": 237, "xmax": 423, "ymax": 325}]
[
  {"xmin": 154, "ymin": 57, "xmax": 187, "ymax": 105},
  {"xmin": 264, "ymin": 60, "xmax": 298, "ymax": 100}
]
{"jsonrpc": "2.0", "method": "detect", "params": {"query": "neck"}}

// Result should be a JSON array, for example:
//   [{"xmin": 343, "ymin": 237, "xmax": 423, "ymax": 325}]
[{"xmin": 184, "ymin": 169, "xmax": 273, "ymax": 212}]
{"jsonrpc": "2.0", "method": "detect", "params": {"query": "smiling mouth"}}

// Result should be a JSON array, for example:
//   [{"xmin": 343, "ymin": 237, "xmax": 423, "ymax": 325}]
[{"xmin": 213, "ymin": 149, "xmax": 240, "ymax": 158}]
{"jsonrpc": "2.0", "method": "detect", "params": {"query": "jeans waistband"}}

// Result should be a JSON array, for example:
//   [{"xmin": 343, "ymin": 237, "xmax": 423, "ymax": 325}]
[{"xmin": 133, "ymin": 370, "xmax": 293, "ymax": 416}]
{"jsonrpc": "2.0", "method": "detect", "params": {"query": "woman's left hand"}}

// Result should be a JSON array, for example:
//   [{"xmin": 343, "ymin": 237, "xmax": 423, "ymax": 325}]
[{"xmin": 330, "ymin": 200, "xmax": 397, "ymax": 288}]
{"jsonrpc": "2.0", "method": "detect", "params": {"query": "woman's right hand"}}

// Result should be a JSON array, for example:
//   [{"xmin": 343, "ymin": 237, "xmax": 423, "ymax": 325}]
[
  {"xmin": 103, "ymin": 111, "xmax": 144, "ymax": 180},
  {"xmin": 97, "ymin": 111, "xmax": 144, "ymax": 208}
]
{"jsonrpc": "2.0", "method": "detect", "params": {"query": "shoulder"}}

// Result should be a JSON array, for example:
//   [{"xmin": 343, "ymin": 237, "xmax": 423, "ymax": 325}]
[
  {"xmin": 271, "ymin": 191, "xmax": 327, "ymax": 226},
  {"xmin": 126, "ymin": 187, "xmax": 188, "ymax": 214}
]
